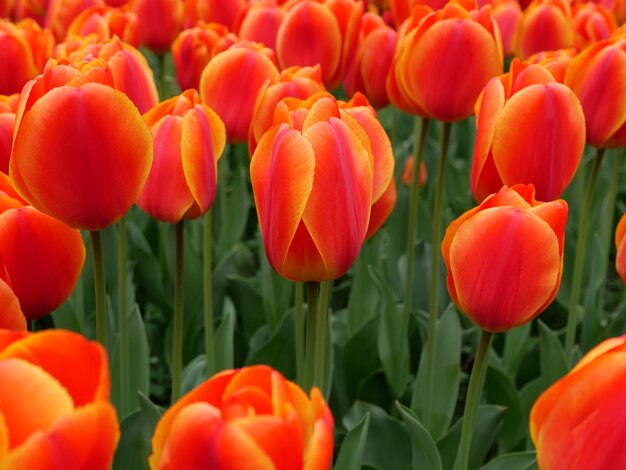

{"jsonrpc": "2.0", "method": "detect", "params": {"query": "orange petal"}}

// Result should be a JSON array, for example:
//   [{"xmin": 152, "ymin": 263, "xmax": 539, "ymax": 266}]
[
  {"xmin": 366, "ymin": 177, "xmax": 397, "ymax": 240},
  {"xmin": 0, "ymin": 329, "xmax": 110, "ymax": 405},
  {"xmin": 449, "ymin": 206, "xmax": 560, "ymax": 331},
  {"xmin": 492, "ymin": 83, "xmax": 585, "ymax": 201},
  {"xmin": 0, "ymin": 279, "xmax": 26, "ymax": 330},
  {"xmin": 216, "ymin": 421, "xmax": 276, "ymax": 470},
  {"xmin": 10, "ymin": 83, "xmax": 153, "ymax": 230}
]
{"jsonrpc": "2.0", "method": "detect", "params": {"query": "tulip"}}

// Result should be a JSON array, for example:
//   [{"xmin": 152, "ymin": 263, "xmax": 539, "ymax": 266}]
[
  {"xmin": 572, "ymin": 3, "xmax": 616, "ymax": 51},
  {"xmin": 250, "ymin": 92, "xmax": 373, "ymax": 282},
  {"xmin": 400, "ymin": 155, "xmax": 427, "ymax": 186},
  {"xmin": 442, "ymin": 184, "xmax": 567, "ymax": 332},
  {"xmin": 0, "ymin": 204, "xmax": 85, "ymax": 320},
  {"xmin": 565, "ymin": 38, "xmax": 626, "ymax": 148},
  {"xmin": 0, "ymin": 278, "xmax": 27, "ymax": 330},
  {"xmin": 66, "ymin": 5, "xmax": 139, "ymax": 46},
  {"xmin": 470, "ymin": 58, "xmax": 585, "ymax": 202},
  {"xmin": 615, "ymin": 212, "xmax": 626, "ymax": 284},
  {"xmin": 10, "ymin": 58, "xmax": 153, "ymax": 231},
  {"xmin": 491, "ymin": 0, "xmax": 522, "ymax": 56},
  {"xmin": 137, "ymin": 89, "xmax": 225, "ymax": 223},
  {"xmin": 513, "ymin": 0, "xmax": 574, "ymax": 59},
  {"xmin": 149, "ymin": 365, "xmax": 334, "ymax": 470},
  {"xmin": 171, "ymin": 21, "xmax": 237, "ymax": 92},
  {"xmin": 183, "ymin": 0, "xmax": 245, "ymax": 30},
  {"xmin": 44, "ymin": 0, "xmax": 104, "ymax": 41},
  {"xmin": 235, "ymin": 0, "xmax": 286, "ymax": 53},
  {"xmin": 344, "ymin": 11, "xmax": 397, "ymax": 108},
  {"xmin": 526, "ymin": 47, "xmax": 576, "ymax": 81},
  {"xmin": 0, "ymin": 95, "xmax": 18, "ymax": 175},
  {"xmin": 530, "ymin": 335, "xmax": 626, "ymax": 469},
  {"xmin": 0, "ymin": 20, "xmax": 41, "ymax": 95},
  {"xmin": 129, "ymin": 0, "xmax": 182, "ymax": 53},
  {"xmin": 391, "ymin": 0, "xmax": 503, "ymax": 122},
  {"xmin": 249, "ymin": 65, "xmax": 326, "ymax": 154},
  {"xmin": 200, "ymin": 42, "xmax": 280, "ymax": 144},
  {"xmin": 0, "ymin": 329, "xmax": 119, "ymax": 468},
  {"xmin": 276, "ymin": 0, "xmax": 363, "ymax": 90}
]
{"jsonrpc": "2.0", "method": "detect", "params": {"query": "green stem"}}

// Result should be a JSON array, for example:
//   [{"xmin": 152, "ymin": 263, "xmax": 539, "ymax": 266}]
[
  {"xmin": 565, "ymin": 148, "xmax": 605, "ymax": 359},
  {"xmin": 118, "ymin": 217, "xmax": 129, "ymax": 414},
  {"xmin": 424, "ymin": 121, "xmax": 452, "ymax": 429},
  {"xmin": 391, "ymin": 107, "xmax": 398, "ymax": 149},
  {"xmin": 90, "ymin": 230, "xmax": 107, "ymax": 348},
  {"xmin": 304, "ymin": 282, "xmax": 320, "ymax": 392},
  {"xmin": 203, "ymin": 210, "xmax": 215, "ymax": 377},
  {"xmin": 402, "ymin": 117, "xmax": 429, "ymax": 323},
  {"xmin": 315, "ymin": 281, "xmax": 332, "ymax": 393},
  {"xmin": 171, "ymin": 221, "xmax": 185, "ymax": 403},
  {"xmin": 457, "ymin": 330, "xmax": 494, "ymax": 470},
  {"xmin": 295, "ymin": 282, "xmax": 305, "ymax": 385}
]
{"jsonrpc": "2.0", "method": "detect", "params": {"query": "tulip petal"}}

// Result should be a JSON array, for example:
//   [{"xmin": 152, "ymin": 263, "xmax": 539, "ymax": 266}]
[
  {"xmin": 217, "ymin": 422, "xmax": 276, "ymax": 470},
  {"xmin": 449, "ymin": 206, "xmax": 560, "ymax": 331},
  {"xmin": 0, "ymin": 279, "xmax": 26, "ymax": 330},
  {"xmin": 0, "ymin": 330, "xmax": 109, "ymax": 405}
]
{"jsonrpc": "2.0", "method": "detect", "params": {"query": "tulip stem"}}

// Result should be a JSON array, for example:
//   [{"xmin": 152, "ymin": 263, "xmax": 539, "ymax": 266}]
[
  {"xmin": 90, "ymin": 230, "xmax": 107, "ymax": 348},
  {"xmin": 315, "ymin": 281, "xmax": 332, "ymax": 394},
  {"xmin": 304, "ymin": 282, "xmax": 320, "ymax": 392},
  {"xmin": 424, "ymin": 121, "xmax": 452, "ymax": 430},
  {"xmin": 565, "ymin": 148, "xmax": 605, "ymax": 360},
  {"xmin": 172, "ymin": 220, "xmax": 185, "ymax": 403},
  {"xmin": 457, "ymin": 329, "xmax": 493, "ymax": 470},
  {"xmin": 204, "ymin": 209, "xmax": 215, "ymax": 377},
  {"xmin": 295, "ymin": 282, "xmax": 305, "ymax": 385},
  {"xmin": 304, "ymin": 281, "xmax": 331, "ymax": 393},
  {"xmin": 402, "ymin": 117, "xmax": 429, "ymax": 323},
  {"xmin": 118, "ymin": 217, "xmax": 130, "ymax": 415}
]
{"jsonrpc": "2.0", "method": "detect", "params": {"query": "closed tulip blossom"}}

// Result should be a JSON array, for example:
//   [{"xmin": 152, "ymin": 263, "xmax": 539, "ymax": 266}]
[
  {"xmin": 442, "ymin": 184, "xmax": 567, "ymax": 332},
  {"xmin": 129, "ymin": 0, "xmax": 182, "ymax": 53},
  {"xmin": 10, "ymin": 58, "xmax": 153, "ymax": 231},
  {"xmin": 182, "ymin": 0, "xmax": 245, "ymax": 30},
  {"xmin": 530, "ymin": 335, "xmax": 626, "ymax": 469},
  {"xmin": 615, "ymin": 212, "xmax": 626, "ymax": 284},
  {"xmin": 572, "ymin": 2, "xmax": 616, "ymax": 50},
  {"xmin": 235, "ymin": 0, "xmax": 286, "ymax": 53},
  {"xmin": 44, "ymin": 0, "xmax": 104, "ymax": 41},
  {"xmin": 66, "ymin": 5, "xmax": 139, "ymax": 46},
  {"xmin": 251, "ymin": 92, "xmax": 374, "ymax": 282},
  {"xmin": 0, "ymin": 94, "xmax": 18, "ymax": 175},
  {"xmin": 491, "ymin": 0, "xmax": 522, "ymax": 56},
  {"xmin": 137, "ymin": 90, "xmax": 226, "ymax": 223},
  {"xmin": 149, "ymin": 365, "xmax": 334, "ymax": 470},
  {"xmin": 470, "ymin": 59, "xmax": 585, "ymax": 202},
  {"xmin": 565, "ymin": 37, "xmax": 626, "ymax": 148},
  {"xmin": 0, "ymin": 329, "xmax": 119, "ymax": 468},
  {"xmin": 513, "ymin": 0, "xmax": 574, "ymax": 59}
]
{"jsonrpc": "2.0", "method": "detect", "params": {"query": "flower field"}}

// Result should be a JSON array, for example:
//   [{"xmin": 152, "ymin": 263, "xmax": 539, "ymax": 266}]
[{"xmin": 1, "ymin": 0, "xmax": 626, "ymax": 468}]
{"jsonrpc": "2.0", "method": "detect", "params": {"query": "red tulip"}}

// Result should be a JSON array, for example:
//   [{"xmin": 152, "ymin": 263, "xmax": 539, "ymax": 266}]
[
  {"xmin": 200, "ymin": 42, "xmax": 280, "ymax": 143},
  {"xmin": 513, "ymin": 0, "xmax": 574, "ymax": 59},
  {"xmin": 0, "ymin": 329, "xmax": 119, "ymax": 468},
  {"xmin": 565, "ymin": 38, "xmax": 626, "ymax": 148},
  {"xmin": 10, "ymin": 58, "xmax": 153, "ymax": 231},
  {"xmin": 249, "ymin": 65, "xmax": 326, "ymax": 154},
  {"xmin": 471, "ymin": 59, "xmax": 585, "ymax": 202},
  {"xmin": 171, "ymin": 21, "xmax": 237, "ymax": 92},
  {"xmin": 183, "ymin": 0, "xmax": 245, "ymax": 30},
  {"xmin": 149, "ymin": 365, "xmax": 334, "ymax": 470},
  {"xmin": 276, "ymin": 0, "xmax": 363, "ymax": 90},
  {"xmin": 0, "ymin": 94, "xmax": 18, "ymax": 175},
  {"xmin": 615, "ymin": 212, "xmax": 626, "ymax": 284},
  {"xmin": 66, "ymin": 5, "xmax": 139, "ymax": 46},
  {"xmin": 44, "ymin": 0, "xmax": 104, "ymax": 41},
  {"xmin": 137, "ymin": 90, "xmax": 226, "ymax": 223},
  {"xmin": 0, "ymin": 278, "xmax": 27, "ymax": 330},
  {"xmin": 390, "ymin": 0, "xmax": 503, "ymax": 121},
  {"xmin": 400, "ymin": 155, "xmax": 427, "ymax": 186},
  {"xmin": 491, "ymin": 0, "xmax": 522, "ymax": 56},
  {"xmin": 250, "ymin": 92, "xmax": 373, "ymax": 281},
  {"xmin": 442, "ymin": 184, "xmax": 567, "ymax": 331},
  {"xmin": 0, "ymin": 20, "xmax": 43, "ymax": 95},
  {"xmin": 530, "ymin": 335, "xmax": 626, "ymax": 469},
  {"xmin": 572, "ymin": 3, "xmax": 616, "ymax": 50},
  {"xmin": 235, "ymin": 0, "xmax": 286, "ymax": 53},
  {"xmin": 129, "ymin": 0, "xmax": 182, "ymax": 53}
]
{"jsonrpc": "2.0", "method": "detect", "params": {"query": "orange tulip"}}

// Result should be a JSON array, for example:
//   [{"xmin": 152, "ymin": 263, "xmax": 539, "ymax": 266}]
[
  {"xmin": 149, "ymin": 365, "xmax": 334, "ymax": 470},
  {"xmin": 171, "ymin": 21, "xmax": 237, "ymax": 92},
  {"xmin": 390, "ymin": 0, "xmax": 503, "ymax": 122},
  {"xmin": 530, "ymin": 335, "xmax": 626, "ymax": 469},
  {"xmin": 44, "ymin": 0, "xmax": 104, "ymax": 41},
  {"xmin": 442, "ymin": 184, "xmax": 567, "ymax": 332},
  {"xmin": 10, "ymin": 59, "xmax": 153, "ymax": 231},
  {"xmin": 513, "ymin": 0, "xmax": 574, "ymax": 59},
  {"xmin": 129, "ymin": 0, "xmax": 182, "ymax": 53},
  {"xmin": 572, "ymin": 3, "xmax": 616, "ymax": 50},
  {"xmin": 0, "ymin": 20, "xmax": 43, "ymax": 95},
  {"xmin": 249, "ymin": 65, "xmax": 326, "ymax": 154},
  {"xmin": 0, "ymin": 95, "xmax": 18, "ymax": 175},
  {"xmin": 615, "ymin": 212, "xmax": 626, "ymax": 284},
  {"xmin": 200, "ymin": 42, "xmax": 280, "ymax": 144},
  {"xmin": 0, "ymin": 329, "xmax": 119, "ymax": 468},
  {"xmin": 565, "ymin": 38, "xmax": 626, "ymax": 148},
  {"xmin": 400, "ymin": 155, "xmax": 427, "ymax": 186},
  {"xmin": 59, "ymin": 36, "xmax": 159, "ymax": 113},
  {"xmin": 471, "ymin": 59, "xmax": 585, "ymax": 202},
  {"xmin": 250, "ymin": 92, "xmax": 373, "ymax": 281},
  {"xmin": 491, "ymin": 0, "xmax": 522, "ymax": 56},
  {"xmin": 526, "ymin": 47, "xmax": 576, "ymax": 81},
  {"xmin": 235, "ymin": 0, "xmax": 286, "ymax": 53},
  {"xmin": 344, "ymin": 11, "xmax": 397, "ymax": 108},
  {"xmin": 66, "ymin": 5, "xmax": 139, "ymax": 46},
  {"xmin": 182, "ymin": 0, "xmax": 245, "ymax": 30},
  {"xmin": 0, "ymin": 278, "xmax": 27, "ymax": 330},
  {"xmin": 276, "ymin": 0, "xmax": 363, "ymax": 90},
  {"xmin": 137, "ymin": 90, "xmax": 225, "ymax": 223}
]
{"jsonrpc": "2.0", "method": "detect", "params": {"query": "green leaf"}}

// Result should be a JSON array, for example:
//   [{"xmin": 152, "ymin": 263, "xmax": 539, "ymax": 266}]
[
  {"xmin": 396, "ymin": 402, "xmax": 443, "ymax": 470},
  {"xmin": 479, "ymin": 452, "xmax": 537, "ymax": 470},
  {"xmin": 180, "ymin": 354, "xmax": 207, "ymax": 396},
  {"xmin": 215, "ymin": 297, "xmax": 236, "ymax": 371},
  {"xmin": 412, "ymin": 303, "xmax": 462, "ymax": 440},
  {"xmin": 138, "ymin": 391, "xmax": 162, "ymax": 452},
  {"xmin": 113, "ymin": 410, "xmax": 147, "ymax": 470},
  {"xmin": 334, "ymin": 413, "xmax": 371, "ymax": 470},
  {"xmin": 111, "ymin": 304, "xmax": 150, "ymax": 419},
  {"xmin": 342, "ymin": 402, "xmax": 411, "ymax": 470},
  {"xmin": 245, "ymin": 308, "xmax": 295, "ymax": 379},
  {"xmin": 370, "ymin": 266, "xmax": 409, "ymax": 398},
  {"xmin": 217, "ymin": 157, "xmax": 250, "ymax": 255},
  {"xmin": 343, "ymin": 317, "xmax": 381, "ymax": 402},
  {"xmin": 502, "ymin": 322, "xmax": 531, "ymax": 376},
  {"xmin": 347, "ymin": 242, "xmax": 382, "ymax": 336},
  {"xmin": 538, "ymin": 321, "xmax": 568, "ymax": 384}
]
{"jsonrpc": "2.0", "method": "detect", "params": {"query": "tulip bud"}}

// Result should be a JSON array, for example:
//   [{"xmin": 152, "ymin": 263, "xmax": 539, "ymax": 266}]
[
  {"xmin": 235, "ymin": 0, "xmax": 286, "ymax": 53},
  {"xmin": 129, "ymin": 0, "xmax": 183, "ymax": 53},
  {"xmin": 572, "ymin": 2, "xmax": 616, "ymax": 51},
  {"xmin": 513, "ymin": 0, "xmax": 574, "ymax": 59},
  {"xmin": 66, "ymin": 5, "xmax": 139, "ymax": 46}
]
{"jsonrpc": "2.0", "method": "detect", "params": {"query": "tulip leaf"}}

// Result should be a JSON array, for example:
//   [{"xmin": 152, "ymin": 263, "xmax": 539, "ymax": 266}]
[
  {"xmin": 180, "ymin": 354, "xmax": 207, "ymax": 396},
  {"xmin": 347, "ymin": 240, "xmax": 383, "ymax": 336},
  {"xmin": 412, "ymin": 303, "xmax": 462, "ymax": 440},
  {"xmin": 111, "ymin": 304, "xmax": 150, "ymax": 419},
  {"xmin": 396, "ymin": 402, "xmax": 443, "ymax": 470},
  {"xmin": 138, "ymin": 391, "xmax": 162, "ymax": 452},
  {"xmin": 215, "ymin": 297, "xmax": 237, "ymax": 371},
  {"xmin": 479, "ymin": 452, "xmax": 538, "ymax": 470},
  {"xmin": 343, "ymin": 317, "xmax": 382, "ymax": 402},
  {"xmin": 113, "ymin": 410, "xmax": 147, "ymax": 470},
  {"xmin": 216, "ymin": 156, "xmax": 250, "ymax": 255},
  {"xmin": 334, "ymin": 413, "xmax": 371, "ymax": 470},
  {"xmin": 370, "ymin": 266, "xmax": 409, "ymax": 399},
  {"xmin": 502, "ymin": 322, "xmax": 531, "ymax": 376},
  {"xmin": 538, "ymin": 320, "xmax": 568, "ymax": 385}
]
